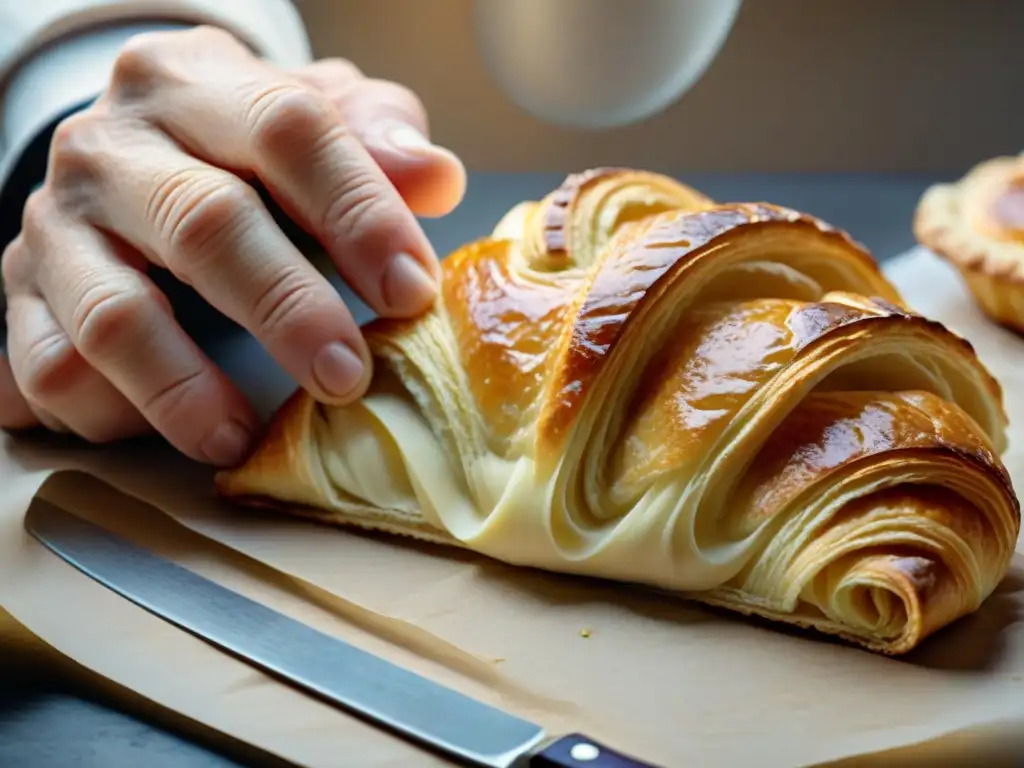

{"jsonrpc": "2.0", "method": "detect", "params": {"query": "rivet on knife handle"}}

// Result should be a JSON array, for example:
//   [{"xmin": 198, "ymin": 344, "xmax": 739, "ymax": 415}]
[{"xmin": 532, "ymin": 734, "xmax": 663, "ymax": 767}]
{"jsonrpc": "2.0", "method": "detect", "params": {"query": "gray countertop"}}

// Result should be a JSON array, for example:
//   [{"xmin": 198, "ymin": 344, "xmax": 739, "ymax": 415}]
[{"xmin": 0, "ymin": 171, "xmax": 947, "ymax": 768}]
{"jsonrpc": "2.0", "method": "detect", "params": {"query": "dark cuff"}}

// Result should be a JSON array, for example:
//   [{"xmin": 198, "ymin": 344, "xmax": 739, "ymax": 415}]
[{"xmin": 0, "ymin": 97, "xmax": 96, "ymax": 253}]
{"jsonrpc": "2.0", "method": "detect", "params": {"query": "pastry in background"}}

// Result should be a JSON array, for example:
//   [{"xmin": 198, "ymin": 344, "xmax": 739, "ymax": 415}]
[
  {"xmin": 915, "ymin": 152, "xmax": 1024, "ymax": 332},
  {"xmin": 217, "ymin": 168, "xmax": 1020, "ymax": 656}
]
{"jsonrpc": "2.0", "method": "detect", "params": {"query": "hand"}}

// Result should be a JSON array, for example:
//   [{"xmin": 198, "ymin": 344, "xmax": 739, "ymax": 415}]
[{"xmin": 0, "ymin": 26, "xmax": 466, "ymax": 466}]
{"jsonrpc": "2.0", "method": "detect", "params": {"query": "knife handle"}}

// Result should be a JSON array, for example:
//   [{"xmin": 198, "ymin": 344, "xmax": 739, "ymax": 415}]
[{"xmin": 533, "ymin": 734, "xmax": 663, "ymax": 768}]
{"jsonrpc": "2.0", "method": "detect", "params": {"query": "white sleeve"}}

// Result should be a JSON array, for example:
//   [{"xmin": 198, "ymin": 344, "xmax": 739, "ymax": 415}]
[
  {"xmin": 0, "ymin": 0, "xmax": 313, "ymax": 200},
  {"xmin": 0, "ymin": 0, "xmax": 313, "ymax": 315}
]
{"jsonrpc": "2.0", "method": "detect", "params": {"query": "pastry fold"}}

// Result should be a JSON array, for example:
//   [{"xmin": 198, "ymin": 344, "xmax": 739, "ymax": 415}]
[{"xmin": 217, "ymin": 168, "xmax": 1020, "ymax": 655}]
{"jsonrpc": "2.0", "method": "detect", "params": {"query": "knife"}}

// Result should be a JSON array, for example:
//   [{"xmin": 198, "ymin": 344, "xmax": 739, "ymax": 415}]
[{"xmin": 25, "ymin": 502, "xmax": 661, "ymax": 768}]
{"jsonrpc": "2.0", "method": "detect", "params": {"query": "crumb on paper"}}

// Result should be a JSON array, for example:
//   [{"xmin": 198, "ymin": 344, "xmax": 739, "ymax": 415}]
[{"xmin": 579, "ymin": 627, "xmax": 592, "ymax": 639}]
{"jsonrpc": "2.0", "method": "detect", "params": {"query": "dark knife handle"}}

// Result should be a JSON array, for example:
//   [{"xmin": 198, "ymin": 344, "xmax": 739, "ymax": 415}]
[{"xmin": 532, "ymin": 734, "xmax": 663, "ymax": 768}]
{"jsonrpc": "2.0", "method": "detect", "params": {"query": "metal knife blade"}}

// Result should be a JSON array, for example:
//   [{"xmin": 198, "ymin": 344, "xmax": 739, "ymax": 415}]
[{"xmin": 25, "ymin": 501, "xmax": 661, "ymax": 768}]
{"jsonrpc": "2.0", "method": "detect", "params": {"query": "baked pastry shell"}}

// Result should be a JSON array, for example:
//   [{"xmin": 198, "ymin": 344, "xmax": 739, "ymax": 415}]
[{"xmin": 915, "ymin": 153, "xmax": 1024, "ymax": 332}]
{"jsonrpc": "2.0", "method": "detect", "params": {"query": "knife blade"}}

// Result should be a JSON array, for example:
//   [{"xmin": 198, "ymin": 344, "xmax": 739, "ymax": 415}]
[{"xmin": 25, "ymin": 501, "xmax": 661, "ymax": 768}]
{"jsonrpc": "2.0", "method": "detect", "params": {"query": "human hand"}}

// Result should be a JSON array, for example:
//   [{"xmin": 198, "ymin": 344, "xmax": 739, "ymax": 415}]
[{"xmin": 0, "ymin": 26, "xmax": 466, "ymax": 466}]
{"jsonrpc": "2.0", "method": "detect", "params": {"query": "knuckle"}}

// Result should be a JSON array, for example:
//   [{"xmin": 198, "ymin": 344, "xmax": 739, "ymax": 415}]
[
  {"xmin": 248, "ymin": 84, "xmax": 334, "ymax": 156},
  {"xmin": 294, "ymin": 60, "xmax": 363, "ymax": 104},
  {"xmin": 149, "ymin": 170, "xmax": 256, "ymax": 270},
  {"xmin": 48, "ymin": 112, "xmax": 103, "ymax": 188},
  {"xmin": 110, "ymin": 26, "xmax": 243, "ymax": 101},
  {"xmin": 73, "ymin": 282, "xmax": 157, "ymax": 360},
  {"xmin": 324, "ymin": 172, "xmax": 401, "ymax": 252},
  {"xmin": 141, "ymin": 368, "xmax": 207, "ymax": 424},
  {"xmin": 188, "ymin": 24, "xmax": 243, "ymax": 49},
  {"xmin": 309, "ymin": 58, "xmax": 364, "ymax": 90},
  {"xmin": 1, "ymin": 237, "xmax": 29, "ymax": 290},
  {"xmin": 19, "ymin": 190, "xmax": 56, "ymax": 246},
  {"xmin": 362, "ymin": 79, "xmax": 429, "ymax": 126},
  {"xmin": 318, "ymin": 58, "xmax": 363, "ymax": 81},
  {"xmin": 170, "ymin": 183, "xmax": 254, "ymax": 266},
  {"xmin": 251, "ymin": 265, "xmax": 323, "ymax": 339},
  {"xmin": 110, "ymin": 32, "xmax": 170, "ymax": 96},
  {"xmin": 18, "ymin": 332, "xmax": 82, "ymax": 402}
]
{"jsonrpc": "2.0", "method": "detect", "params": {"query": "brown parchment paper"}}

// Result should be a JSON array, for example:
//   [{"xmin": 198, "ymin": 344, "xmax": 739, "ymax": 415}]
[{"xmin": 1, "ymin": 246, "xmax": 1023, "ymax": 768}]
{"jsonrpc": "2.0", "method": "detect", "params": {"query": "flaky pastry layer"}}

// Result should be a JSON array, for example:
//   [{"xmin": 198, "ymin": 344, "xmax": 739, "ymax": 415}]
[{"xmin": 217, "ymin": 168, "xmax": 1020, "ymax": 655}]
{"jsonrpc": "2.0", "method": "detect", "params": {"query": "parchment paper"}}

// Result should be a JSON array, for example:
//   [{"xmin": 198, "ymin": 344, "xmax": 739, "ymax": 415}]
[{"xmin": 1, "ymin": 246, "xmax": 1023, "ymax": 768}]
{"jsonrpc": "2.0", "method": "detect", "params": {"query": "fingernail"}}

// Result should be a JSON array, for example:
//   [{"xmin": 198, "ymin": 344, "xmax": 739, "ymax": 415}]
[
  {"xmin": 312, "ymin": 341, "xmax": 366, "ymax": 400},
  {"xmin": 382, "ymin": 252, "xmax": 438, "ymax": 313},
  {"xmin": 380, "ymin": 121, "xmax": 459, "ymax": 162},
  {"xmin": 201, "ymin": 420, "xmax": 253, "ymax": 467},
  {"xmin": 382, "ymin": 122, "xmax": 436, "ymax": 154}
]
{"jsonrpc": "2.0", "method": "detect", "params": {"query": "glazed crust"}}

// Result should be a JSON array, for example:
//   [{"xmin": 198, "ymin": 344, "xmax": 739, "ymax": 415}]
[
  {"xmin": 217, "ymin": 168, "xmax": 1020, "ymax": 656},
  {"xmin": 914, "ymin": 152, "xmax": 1024, "ymax": 332}
]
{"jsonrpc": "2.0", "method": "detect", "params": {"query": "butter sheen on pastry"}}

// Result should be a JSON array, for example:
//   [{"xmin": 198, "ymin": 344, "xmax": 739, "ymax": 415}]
[{"xmin": 217, "ymin": 168, "xmax": 1020, "ymax": 655}]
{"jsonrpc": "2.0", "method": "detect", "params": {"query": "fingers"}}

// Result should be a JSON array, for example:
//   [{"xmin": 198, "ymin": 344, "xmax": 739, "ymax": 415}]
[
  {"xmin": 4, "ymin": 290, "xmax": 150, "ymax": 441},
  {"xmin": 0, "ymin": 240, "xmax": 37, "ymax": 430},
  {"xmin": 58, "ymin": 112, "xmax": 372, "ymax": 406},
  {"xmin": 292, "ymin": 61, "xmax": 466, "ymax": 218},
  {"xmin": 0, "ymin": 349, "xmax": 37, "ymax": 430},
  {"xmin": 101, "ymin": 28, "xmax": 442, "ymax": 319},
  {"xmin": 12, "ymin": 193, "xmax": 259, "ymax": 464},
  {"xmin": 4, "ymin": 27, "xmax": 462, "ymax": 461},
  {"xmin": 2, "ymin": 237, "xmax": 50, "ymax": 431}
]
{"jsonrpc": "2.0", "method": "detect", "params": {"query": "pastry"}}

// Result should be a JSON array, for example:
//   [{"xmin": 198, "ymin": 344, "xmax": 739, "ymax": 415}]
[
  {"xmin": 217, "ymin": 168, "xmax": 1020, "ymax": 655},
  {"xmin": 914, "ymin": 151, "xmax": 1024, "ymax": 332}
]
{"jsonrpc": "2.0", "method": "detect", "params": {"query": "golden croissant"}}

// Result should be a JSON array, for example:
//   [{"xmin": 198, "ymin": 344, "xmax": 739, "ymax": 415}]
[{"xmin": 216, "ymin": 168, "xmax": 1020, "ymax": 655}]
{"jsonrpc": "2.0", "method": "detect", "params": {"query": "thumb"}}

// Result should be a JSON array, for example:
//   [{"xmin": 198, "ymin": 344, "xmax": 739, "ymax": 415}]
[
  {"xmin": 292, "ymin": 62, "xmax": 466, "ymax": 217},
  {"xmin": 0, "ymin": 349, "xmax": 38, "ymax": 430}
]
